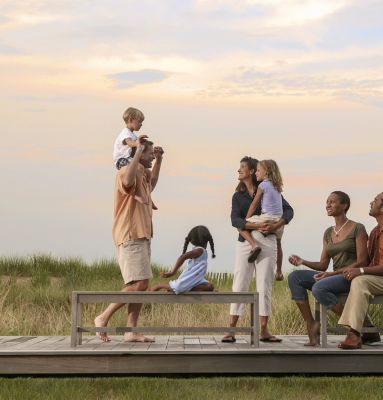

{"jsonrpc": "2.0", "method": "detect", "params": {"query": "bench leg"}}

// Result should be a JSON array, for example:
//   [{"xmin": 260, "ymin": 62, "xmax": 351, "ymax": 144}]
[
  {"xmin": 77, "ymin": 302, "xmax": 83, "ymax": 345},
  {"xmin": 71, "ymin": 293, "xmax": 79, "ymax": 348},
  {"xmin": 314, "ymin": 300, "xmax": 320, "ymax": 345},
  {"xmin": 251, "ymin": 294, "xmax": 259, "ymax": 347},
  {"xmin": 320, "ymin": 303, "xmax": 327, "ymax": 348}
]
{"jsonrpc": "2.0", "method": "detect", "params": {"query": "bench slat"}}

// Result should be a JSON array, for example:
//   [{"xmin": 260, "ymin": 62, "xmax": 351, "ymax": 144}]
[{"xmin": 76, "ymin": 291, "xmax": 256, "ymax": 304}]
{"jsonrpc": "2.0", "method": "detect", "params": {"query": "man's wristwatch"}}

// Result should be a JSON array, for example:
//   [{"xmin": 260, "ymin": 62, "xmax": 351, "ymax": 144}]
[{"xmin": 359, "ymin": 267, "xmax": 365, "ymax": 275}]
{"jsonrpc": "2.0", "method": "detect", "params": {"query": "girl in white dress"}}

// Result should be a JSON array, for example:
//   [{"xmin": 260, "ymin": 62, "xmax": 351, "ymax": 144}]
[{"xmin": 151, "ymin": 226, "xmax": 216, "ymax": 293}]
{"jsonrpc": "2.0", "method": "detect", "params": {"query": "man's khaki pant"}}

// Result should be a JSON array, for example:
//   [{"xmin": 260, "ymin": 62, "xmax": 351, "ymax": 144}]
[{"xmin": 338, "ymin": 275, "xmax": 383, "ymax": 332}]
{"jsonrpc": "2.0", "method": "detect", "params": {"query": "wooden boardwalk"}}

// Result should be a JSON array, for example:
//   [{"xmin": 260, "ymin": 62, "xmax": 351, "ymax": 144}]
[{"xmin": 1, "ymin": 335, "xmax": 383, "ymax": 375}]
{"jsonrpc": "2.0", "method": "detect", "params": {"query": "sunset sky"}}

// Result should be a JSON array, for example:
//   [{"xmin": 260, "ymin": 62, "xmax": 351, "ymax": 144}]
[{"xmin": 1, "ymin": 0, "xmax": 382, "ymax": 272}]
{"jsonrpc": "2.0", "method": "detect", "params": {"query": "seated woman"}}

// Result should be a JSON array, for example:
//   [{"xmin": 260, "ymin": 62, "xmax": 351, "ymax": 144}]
[{"xmin": 288, "ymin": 191, "xmax": 368, "ymax": 346}]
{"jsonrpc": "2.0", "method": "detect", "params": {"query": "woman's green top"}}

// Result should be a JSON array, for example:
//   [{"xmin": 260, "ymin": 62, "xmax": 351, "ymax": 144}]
[{"xmin": 323, "ymin": 222, "xmax": 367, "ymax": 271}]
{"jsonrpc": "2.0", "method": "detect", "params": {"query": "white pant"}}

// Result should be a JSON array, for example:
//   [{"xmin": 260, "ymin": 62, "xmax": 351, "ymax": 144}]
[{"xmin": 230, "ymin": 231, "xmax": 277, "ymax": 316}]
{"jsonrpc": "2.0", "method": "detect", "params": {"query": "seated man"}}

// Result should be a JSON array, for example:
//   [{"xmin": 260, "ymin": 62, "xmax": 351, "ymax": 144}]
[{"xmin": 338, "ymin": 192, "xmax": 383, "ymax": 349}]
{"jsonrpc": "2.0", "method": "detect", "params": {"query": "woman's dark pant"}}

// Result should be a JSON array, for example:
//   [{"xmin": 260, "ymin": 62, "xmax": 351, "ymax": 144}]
[{"xmin": 288, "ymin": 270, "xmax": 351, "ymax": 309}]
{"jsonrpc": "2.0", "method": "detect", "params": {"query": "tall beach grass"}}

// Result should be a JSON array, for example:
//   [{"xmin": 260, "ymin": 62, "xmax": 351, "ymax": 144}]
[{"xmin": 1, "ymin": 254, "xmax": 383, "ymax": 337}]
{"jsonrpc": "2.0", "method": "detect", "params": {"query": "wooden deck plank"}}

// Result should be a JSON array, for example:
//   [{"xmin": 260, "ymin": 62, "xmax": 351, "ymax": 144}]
[
  {"xmin": 0, "ymin": 337, "xmax": 23, "ymax": 344},
  {"xmin": 6, "ymin": 334, "xmax": 383, "ymax": 353},
  {"xmin": 0, "ymin": 335, "xmax": 383, "ymax": 356},
  {"xmin": 5, "ymin": 336, "xmax": 49, "ymax": 350}
]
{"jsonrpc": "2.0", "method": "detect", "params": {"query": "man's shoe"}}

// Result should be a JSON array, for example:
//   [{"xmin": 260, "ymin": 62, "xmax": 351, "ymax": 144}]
[
  {"xmin": 361, "ymin": 331, "xmax": 381, "ymax": 344},
  {"xmin": 339, "ymin": 331, "xmax": 362, "ymax": 350}
]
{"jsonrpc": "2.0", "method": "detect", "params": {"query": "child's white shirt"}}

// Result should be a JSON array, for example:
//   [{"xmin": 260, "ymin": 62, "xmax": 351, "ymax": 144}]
[{"xmin": 113, "ymin": 128, "xmax": 137, "ymax": 165}]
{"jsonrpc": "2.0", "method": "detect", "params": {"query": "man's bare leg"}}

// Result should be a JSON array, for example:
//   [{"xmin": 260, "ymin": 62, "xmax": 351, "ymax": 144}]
[
  {"xmin": 94, "ymin": 285, "xmax": 133, "ymax": 342},
  {"xmin": 123, "ymin": 279, "xmax": 155, "ymax": 342},
  {"xmin": 95, "ymin": 279, "xmax": 150, "ymax": 342}
]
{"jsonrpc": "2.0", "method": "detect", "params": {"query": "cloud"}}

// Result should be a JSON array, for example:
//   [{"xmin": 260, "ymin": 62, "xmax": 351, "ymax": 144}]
[
  {"xmin": 12, "ymin": 95, "xmax": 75, "ymax": 103},
  {"xmin": 0, "ymin": 43, "xmax": 23, "ymax": 54},
  {"xmin": 196, "ymin": 60, "xmax": 383, "ymax": 107},
  {"xmin": 316, "ymin": 1, "xmax": 383, "ymax": 50},
  {"xmin": 107, "ymin": 69, "xmax": 170, "ymax": 88}
]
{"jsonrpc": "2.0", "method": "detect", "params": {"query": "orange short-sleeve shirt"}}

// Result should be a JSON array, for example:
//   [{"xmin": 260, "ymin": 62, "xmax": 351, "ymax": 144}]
[{"xmin": 112, "ymin": 164, "xmax": 153, "ymax": 246}]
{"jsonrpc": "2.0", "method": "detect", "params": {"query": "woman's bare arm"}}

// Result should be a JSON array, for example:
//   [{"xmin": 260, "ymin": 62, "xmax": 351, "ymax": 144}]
[{"xmin": 289, "ymin": 239, "xmax": 330, "ymax": 272}]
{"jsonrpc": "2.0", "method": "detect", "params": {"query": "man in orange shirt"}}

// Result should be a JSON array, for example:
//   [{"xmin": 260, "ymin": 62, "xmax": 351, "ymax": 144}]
[
  {"xmin": 338, "ymin": 192, "xmax": 383, "ymax": 349},
  {"xmin": 95, "ymin": 135, "xmax": 164, "ymax": 343}
]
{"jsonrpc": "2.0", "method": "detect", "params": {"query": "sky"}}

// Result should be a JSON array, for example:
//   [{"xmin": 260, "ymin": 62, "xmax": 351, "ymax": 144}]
[{"xmin": 0, "ymin": 0, "xmax": 382, "ymax": 272}]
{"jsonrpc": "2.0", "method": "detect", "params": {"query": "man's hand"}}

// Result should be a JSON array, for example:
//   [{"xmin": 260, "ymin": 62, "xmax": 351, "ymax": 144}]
[
  {"xmin": 154, "ymin": 146, "xmax": 164, "ymax": 160},
  {"xmin": 343, "ymin": 267, "xmax": 361, "ymax": 281}
]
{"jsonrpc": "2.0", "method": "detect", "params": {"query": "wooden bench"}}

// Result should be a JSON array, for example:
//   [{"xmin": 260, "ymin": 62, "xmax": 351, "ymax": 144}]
[
  {"xmin": 316, "ymin": 294, "xmax": 383, "ymax": 347},
  {"xmin": 71, "ymin": 291, "xmax": 259, "ymax": 348}
]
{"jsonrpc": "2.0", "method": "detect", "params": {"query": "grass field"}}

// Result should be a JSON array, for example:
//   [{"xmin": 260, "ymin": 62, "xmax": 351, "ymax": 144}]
[
  {"xmin": 1, "ymin": 377, "xmax": 383, "ymax": 400},
  {"xmin": 1, "ymin": 254, "xmax": 383, "ymax": 400},
  {"xmin": 0, "ymin": 253, "xmax": 307, "ymax": 336}
]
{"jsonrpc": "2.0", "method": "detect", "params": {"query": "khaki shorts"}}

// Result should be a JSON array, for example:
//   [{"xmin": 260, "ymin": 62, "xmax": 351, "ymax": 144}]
[
  {"xmin": 117, "ymin": 239, "xmax": 152, "ymax": 284},
  {"xmin": 246, "ymin": 214, "xmax": 284, "ymax": 240}
]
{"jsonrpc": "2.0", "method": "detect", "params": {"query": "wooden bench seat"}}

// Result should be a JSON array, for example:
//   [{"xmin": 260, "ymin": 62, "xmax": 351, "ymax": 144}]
[{"xmin": 71, "ymin": 291, "xmax": 259, "ymax": 348}]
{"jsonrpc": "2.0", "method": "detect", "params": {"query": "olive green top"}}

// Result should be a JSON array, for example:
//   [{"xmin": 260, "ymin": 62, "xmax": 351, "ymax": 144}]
[{"xmin": 324, "ymin": 222, "xmax": 367, "ymax": 271}]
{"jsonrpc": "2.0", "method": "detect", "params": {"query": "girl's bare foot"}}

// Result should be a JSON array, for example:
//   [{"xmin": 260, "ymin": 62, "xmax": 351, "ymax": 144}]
[
  {"xmin": 124, "ymin": 332, "xmax": 155, "ymax": 343},
  {"xmin": 304, "ymin": 321, "xmax": 320, "ymax": 346},
  {"xmin": 94, "ymin": 315, "xmax": 111, "ymax": 342}
]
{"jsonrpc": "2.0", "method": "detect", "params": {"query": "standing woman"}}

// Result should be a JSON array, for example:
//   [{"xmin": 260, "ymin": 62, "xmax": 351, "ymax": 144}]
[
  {"xmin": 288, "ymin": 191, "xmax": 368, "ymax": 346},
  {"xmin": 222, "ymin": 156, "xmax": 294, "ymax": 343}
]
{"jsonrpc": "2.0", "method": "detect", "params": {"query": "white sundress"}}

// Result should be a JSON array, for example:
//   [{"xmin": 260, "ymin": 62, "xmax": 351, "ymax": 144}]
[{"xmin": 169, "ymin": 247, "xmax": 209, "ymax": 294}]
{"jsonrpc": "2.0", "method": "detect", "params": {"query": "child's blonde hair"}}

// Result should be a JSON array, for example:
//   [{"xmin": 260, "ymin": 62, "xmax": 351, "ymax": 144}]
[
  {"xmin": 122, "ymin": 107, "xmax": 145, "ymax": 124},
  {"xmin": 260, "ymin": 159, "xmax": 283, "ymax": 192}
]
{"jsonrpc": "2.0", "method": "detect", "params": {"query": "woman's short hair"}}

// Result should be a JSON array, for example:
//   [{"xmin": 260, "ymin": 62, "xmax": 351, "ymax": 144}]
[{"xmin": 332, "ymin": 190, "xmax": 351, "ymax": 213}]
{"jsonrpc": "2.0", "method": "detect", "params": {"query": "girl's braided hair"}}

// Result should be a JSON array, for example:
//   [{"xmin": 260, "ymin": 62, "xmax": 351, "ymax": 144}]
[{"xmin": 182, "ymin": 225, "xmax": 216, "ymax": 258}]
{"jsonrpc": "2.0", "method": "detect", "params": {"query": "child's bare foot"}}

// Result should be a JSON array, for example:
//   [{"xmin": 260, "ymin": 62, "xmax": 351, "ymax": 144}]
[
  {"xmin": 304, "ymin": 321, "xmax": 320, "ymax": 346},
  {"xmin": 94, "ymin": 315, "xmax": 111, "ymax": 342},
  {"xmin": 124, "ymin": 333, "xmax": 155, "ymax": 343},
  {"xmin": 275, "ymin": 271, "xmax": 284, "ymax": 281},
  {"xmin": 248, "ymin": 246, "xmax": 261, "ymax": 263}
]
